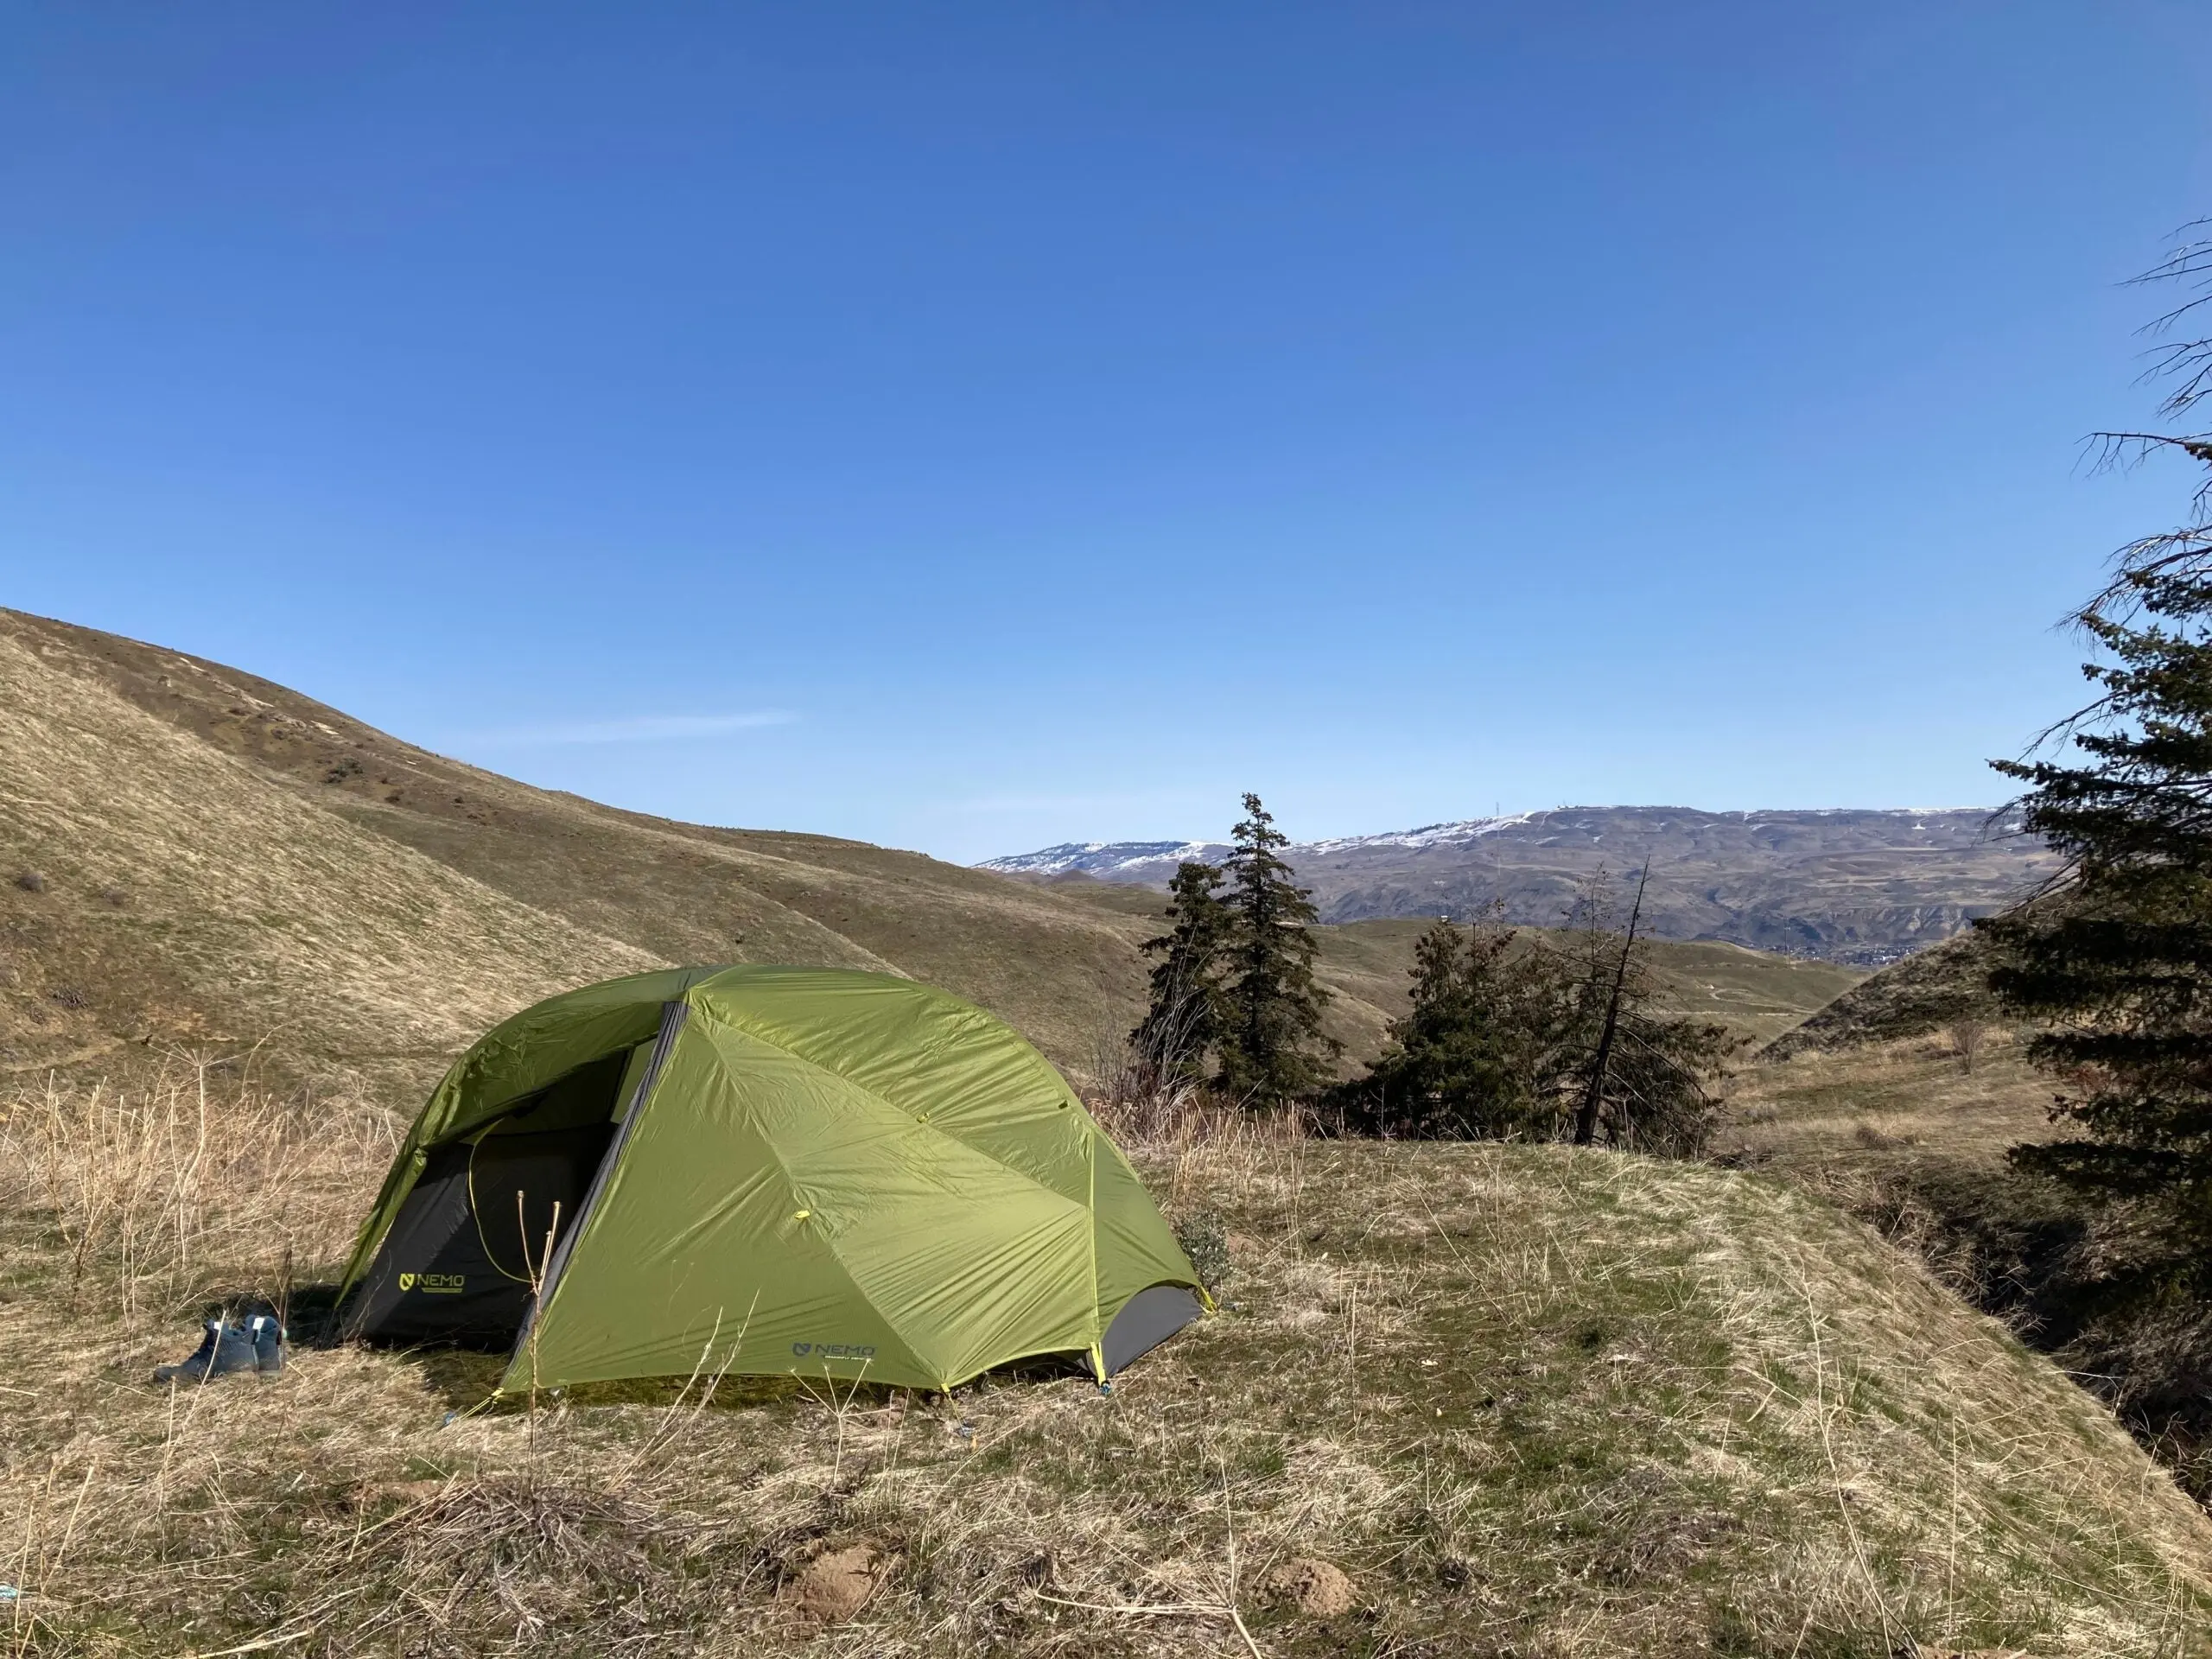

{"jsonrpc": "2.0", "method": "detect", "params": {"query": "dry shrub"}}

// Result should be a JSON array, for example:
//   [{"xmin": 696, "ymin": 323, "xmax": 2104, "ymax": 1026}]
[
  {"xmin": 1084, "ymin": 1027, "xmax": 1317, "ymax": 1226},
  {"xmin": 1086, "ymin": 1070, "xmax": 1207, "ymax": 1147},
  {"xmin": 1084, "ymin": 1010, "xmax": 1212, "ymax": 1147},
  {"xmin": 1091, "ymin": 1084, "xmax": 1302, "ymax": 1156},
  {"xmin": 1084, "ymin": 998, "xmax": 1322, "ymax": 1158},
  {"xmin": 1948, "ymin": 1014, "xmax": 1991, "ymax": 1073},
  {"xmin": 0, "ymin": 1058, "xmax": 397, "ymax": 1325}
]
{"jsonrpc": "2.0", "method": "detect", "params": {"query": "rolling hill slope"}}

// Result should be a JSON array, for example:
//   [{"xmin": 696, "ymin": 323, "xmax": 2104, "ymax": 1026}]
[
  {"xmin": 0, "ymin": 608, "xmax": 1160, "ymax": 1093},
  {"xmin": 0, "ymin": 609, "xmax": 1857, "ymax": 1096}
]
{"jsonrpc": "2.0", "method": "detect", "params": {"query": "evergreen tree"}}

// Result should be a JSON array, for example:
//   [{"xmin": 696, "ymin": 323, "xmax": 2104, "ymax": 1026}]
[
  {"xmin": 1336, "ymin": 880, "xmax": 1735, "ymax": 1154},
  {"xmin": 1986, "ymin": 551, "xmax": 2212, "ymax": 1260},
  {"xmin": 1986, "ymin": 223, "xmax": 2212, "ymax": 1277},
  {"xmin": 1347, "ymin": 912, "xmax": 1562, "ymax": 1138},
  {"xmin": 1216, "ymin": 793, "xmax": 1339, "ymax": 1107},
  {"xmin": 1130, "ymin": 859, "xmax": 1231, "ymax": 1087}
]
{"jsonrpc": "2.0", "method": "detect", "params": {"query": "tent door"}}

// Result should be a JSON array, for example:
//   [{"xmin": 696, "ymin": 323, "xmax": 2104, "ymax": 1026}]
[
  {"xmin": 340, "ymin": 1123, "xmax": 615, "ymax": 1345},
  {"xmin": 507, "ymin": 1000, "xmax": 690, "ymax": 1365},
  {"xmin": 340, "ymin": 1042, "xmax": 649, "ymax": 1347}
]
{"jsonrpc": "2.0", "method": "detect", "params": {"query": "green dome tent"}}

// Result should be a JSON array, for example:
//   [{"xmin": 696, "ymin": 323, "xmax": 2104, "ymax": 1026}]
[{"xmin": 337, "ymin": 966, "xmax": 1207, "ymax": 1394}]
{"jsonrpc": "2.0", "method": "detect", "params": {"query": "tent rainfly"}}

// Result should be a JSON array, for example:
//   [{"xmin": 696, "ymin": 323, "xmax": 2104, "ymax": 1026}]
[{"xmin": 337, "ymin": 965, "xmax": 1207, "ymax": 1393}]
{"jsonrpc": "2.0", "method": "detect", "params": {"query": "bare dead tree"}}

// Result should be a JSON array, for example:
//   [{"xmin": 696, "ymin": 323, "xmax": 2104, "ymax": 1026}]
[
  {"xmin": 1572, "ymin": 862, "xmax": 1649, "ymax": 1147},
  {"xmin": 2132, "ymin": 227, "xmax": 2212, "ymax": 422}
]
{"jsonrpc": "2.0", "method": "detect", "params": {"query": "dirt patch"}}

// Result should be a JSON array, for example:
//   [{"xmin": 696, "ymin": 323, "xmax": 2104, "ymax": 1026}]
[
  {"xmin": 780, "ymin": 1542, "xmax": 884, "ymax": 1624},
  {"xmin": 1262, "ymin": 1556, "xmax": 1356, "ymax": 1617}
]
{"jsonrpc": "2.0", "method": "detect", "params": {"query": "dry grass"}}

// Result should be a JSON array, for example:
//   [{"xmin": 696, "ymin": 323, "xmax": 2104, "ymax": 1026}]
[
  {"xmin": 0, "ymin": 627, "xmax": 663, "ymax": 1099},
  {"xmin": 0, "ymin": 1057, "xmax": 396, "ymax": 1329},
  {"xmin": 1715, "ymin": 1024, "xmax": 2212, "ymax": 1513},
  {"xmin": 3, "ymin": 1063, "xmax": 2208, "ymax": 1656},
  {"xmin": 1721, "ymin": 1028, "xmax": 2055, "ymax": 1172},
  {"xmin": 1711, "ymin": 1030, "xmax": 2063, "ymax": 1318},
  {"xmin": 7, "ymin": 607, "xmax": 2203, "ymax": 1650}
]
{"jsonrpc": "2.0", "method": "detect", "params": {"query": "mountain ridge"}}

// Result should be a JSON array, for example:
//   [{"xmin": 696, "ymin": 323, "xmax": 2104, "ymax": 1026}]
[{"xmin": 983, "ymin": 804, "xmax": 2054, "ymax": 963}]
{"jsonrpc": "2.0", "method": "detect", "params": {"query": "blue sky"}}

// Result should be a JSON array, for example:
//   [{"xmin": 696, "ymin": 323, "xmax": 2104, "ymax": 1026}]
[{"xmin": 4, "ymin": 3, "xmax": 2209, "ymax": 862}]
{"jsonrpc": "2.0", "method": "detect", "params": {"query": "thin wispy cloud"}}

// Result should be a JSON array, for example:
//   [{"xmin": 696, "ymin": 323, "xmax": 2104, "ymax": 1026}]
[
  {"xmin": 460, "ymin": 711, "xmax": 797, "ymax": 747},
  {"xmin": 950, "ymin": 791, "xmax": 1202, "ymax": 815}
]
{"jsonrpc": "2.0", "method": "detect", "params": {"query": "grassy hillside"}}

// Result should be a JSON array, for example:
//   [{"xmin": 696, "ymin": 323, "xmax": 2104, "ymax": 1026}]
[
  {"xmin": 1758, "ymin": 932, "xmax": 1994, "ymax": 1062},
  {"xmin": 1728, "ymin": 1032, "xmax": 2046, "ymax": 1173},
  {"xmin": 0, "ymin": 625, "xmax": 664, "ymax": 1098},
  {"xmin": 1722, "ymin": 929, "xmax": 2056, "ymax": 1196},
  {"xmin": 0, "ymin": 609, "xmax": 1851, "ymax": 1102},
  {"xmin": 4, "ymin": 1069, "xmax": 2207, "ymax": 1656},
  {"xmin": 1021, "ymin": 899, "xmax": 1866, "ymax": 1066},
  {"xmin": 1306, "ymin": 918, "xmax": 1865, "ymax": 1050},
  {"xmin": 1716, "ymin": 967, "xmax": 2212, "ymax": 1503},
  {"xmin": 0, "ymin": 609, "xmax": 1159, "ymax": 1089}
]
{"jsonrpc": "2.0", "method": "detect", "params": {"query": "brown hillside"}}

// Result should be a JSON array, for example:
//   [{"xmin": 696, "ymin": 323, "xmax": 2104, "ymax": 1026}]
[
  {"xmin": 1, "ymin": 608, "xmax": 1849, "ymax": 1100},
  {"xmin": 0, "ymin": 608, "xmax": 1156, "ymax": 1088},
  {"xmin": 0, "ymin": 626, "xmax": 659, "ymax": 1099}
]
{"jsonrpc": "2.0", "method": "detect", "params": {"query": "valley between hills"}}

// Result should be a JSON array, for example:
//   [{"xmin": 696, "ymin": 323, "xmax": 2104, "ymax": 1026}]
[{"xmin": 3, "ymin": 605, "xmax": 2209, "ymax": 1656}]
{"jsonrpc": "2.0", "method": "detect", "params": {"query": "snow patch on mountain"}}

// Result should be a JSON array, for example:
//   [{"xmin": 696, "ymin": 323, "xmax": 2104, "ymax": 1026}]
[
  {"xmin": 978, "ymin": 840, "xmax": 1224, "ymax": 879},
  {"xmin": 1300, "ymin": 813, "xmax": 1539, "ymax": 855}
]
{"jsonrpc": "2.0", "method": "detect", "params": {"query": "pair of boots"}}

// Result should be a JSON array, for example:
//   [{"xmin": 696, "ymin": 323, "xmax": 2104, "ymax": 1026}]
[{"xmin": 153, "ymin": 1313, "xmax": 284, "ymax": 1384}]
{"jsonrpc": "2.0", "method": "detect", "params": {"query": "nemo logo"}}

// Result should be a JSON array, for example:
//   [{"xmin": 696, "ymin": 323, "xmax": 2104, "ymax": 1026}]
[
  {"xmin": 399, "ymin": 1273, "xmax": 417, "ymax": 1291},
  {"xmin": 792, "ymin": 1340, "xmax": 875, "ymax": 1360},
  {"xmin": 401, "ymin": 1273, "xmax": 464, "ymax": 1294}
]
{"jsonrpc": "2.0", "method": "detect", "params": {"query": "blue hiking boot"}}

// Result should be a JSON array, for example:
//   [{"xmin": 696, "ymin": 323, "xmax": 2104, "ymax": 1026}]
[
  {"xmin": 245, "ymin": 1313, "xmax": 284, "ymax": 1375},
  {"xmin": 153, "ymin": 1319, "xmax": 258, "ymax": 1384}
]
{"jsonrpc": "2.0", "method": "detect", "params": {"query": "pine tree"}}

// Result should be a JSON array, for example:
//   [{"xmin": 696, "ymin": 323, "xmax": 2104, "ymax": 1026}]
[
  {"xmin": 1348, "ymin": 913, "xmax": 1557, "ymax": 1138},
  {"xmin": 1551, "ymin": 876, "xmax": 1734, "ymax": 1155},
  {"xmin": 1130, "ymin": 860, "xmax": 1232, "ymax": 1088},
  {"xmin": 1985, "ymin": 224, "xmax": 2212, "ymax": 1279},
  {"xmin": 1986, "ymin": 556, "xmax": 2212, "ymax": 1261},
  {"xmin": 1336, "ymin": 880, "xmax": 1734, "ymax": 1153},
  {"xmin": 1215, "ymin": 793, "xmax": 1338, "ymax": 1108}
]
